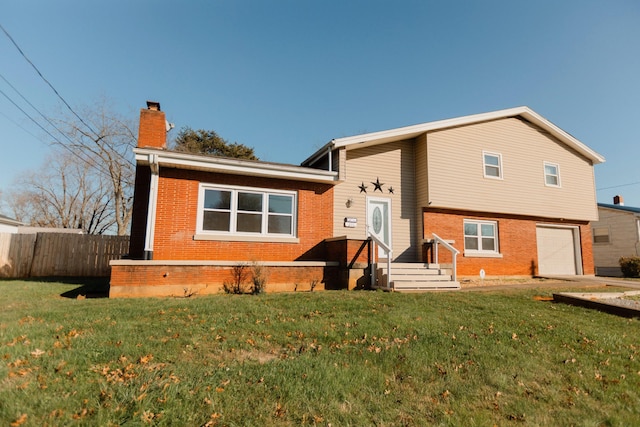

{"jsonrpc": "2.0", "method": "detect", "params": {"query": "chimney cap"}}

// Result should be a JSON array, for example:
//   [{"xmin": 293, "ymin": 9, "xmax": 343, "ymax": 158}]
[{"xmin": 146, "ymin": 101, "xmax": 161, "ymax": 111}]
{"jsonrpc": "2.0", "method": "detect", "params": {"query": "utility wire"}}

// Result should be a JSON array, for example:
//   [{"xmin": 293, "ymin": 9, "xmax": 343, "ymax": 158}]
[
  {"xmin": 0, "ymin": 24, "xmax": 134, "ymax": 171},
  {"xmin": 0, "ymin": 72, "xmax": 77, "ymax": 146},
  {"xmin": 0, "ymin": 22, "xmax": 100, "ymax": 140},
  {"xmin": 0, "ymin": 87, "xmax": 64, "ymax": 145},
  {"xmin": 0, "ymin": 87, "xmax": 115, "ymax": 179},
  {"xmin": 0, "ymin": 110, "xmax": 40, "ymax": 141},
  {"xmin": 597, "ymin": 181, "xmax": 640, "ymax": 191}
]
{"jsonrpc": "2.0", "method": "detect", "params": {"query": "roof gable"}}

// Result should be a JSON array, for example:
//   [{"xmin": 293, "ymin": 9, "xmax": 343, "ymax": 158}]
[{"xmin": 302, "ymin": 107, "xmax": 605, "ymax": 166}]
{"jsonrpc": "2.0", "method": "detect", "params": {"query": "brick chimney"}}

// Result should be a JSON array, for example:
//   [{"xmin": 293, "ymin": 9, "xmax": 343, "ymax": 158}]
[
  {"xmin": 613, "ymin": 195, "xmax": 624, "ymax": 206},
  {"xmin": 138, "ymin": 101, "xmax": 167, "ymax": 149}
]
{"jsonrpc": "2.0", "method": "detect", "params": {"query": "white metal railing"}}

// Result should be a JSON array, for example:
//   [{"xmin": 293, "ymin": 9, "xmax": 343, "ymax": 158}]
[
  {"xmin": 432, "ymin": 233, "xmax": 460, "ymax": 282},
  {"xmin": 367, "ymin": 226, "xmax": 392, "ymax": 288}
]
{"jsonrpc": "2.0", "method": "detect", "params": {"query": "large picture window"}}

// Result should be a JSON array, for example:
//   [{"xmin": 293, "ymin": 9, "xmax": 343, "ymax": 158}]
[
  {"xmin": 199, "ymin": 185, "xmax": 296, "ymax": 237},
  {"xmin": 464, "ymin": 220, "xmax": 499, "ymax": 254}
]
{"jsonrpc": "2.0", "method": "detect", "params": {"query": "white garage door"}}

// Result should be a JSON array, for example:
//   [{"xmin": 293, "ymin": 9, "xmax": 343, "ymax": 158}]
[{"xmin": 536, "ymin": 226, "xmax": 577, "ymax": 275}]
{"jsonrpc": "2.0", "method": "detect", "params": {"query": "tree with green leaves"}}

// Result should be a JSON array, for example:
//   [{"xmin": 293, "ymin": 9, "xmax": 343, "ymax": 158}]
[{"xmin": 172, "ymin": 127, "xmax": 258, "ymax": 160}]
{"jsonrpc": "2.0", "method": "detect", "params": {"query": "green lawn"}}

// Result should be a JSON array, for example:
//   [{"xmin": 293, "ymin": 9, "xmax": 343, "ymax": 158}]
[{"xmin": 1, "ymin": 280, "xmax": 639, "ymax": 426}]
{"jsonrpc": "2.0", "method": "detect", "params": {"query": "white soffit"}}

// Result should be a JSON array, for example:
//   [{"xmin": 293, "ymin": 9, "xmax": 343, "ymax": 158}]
[
  {"xmin": 323, "ymin": 107, "xmax": 605, "ymax": 165},
  {"xmin": 134, "ymin": 149, "xmax": 338, "ymax": 184}
]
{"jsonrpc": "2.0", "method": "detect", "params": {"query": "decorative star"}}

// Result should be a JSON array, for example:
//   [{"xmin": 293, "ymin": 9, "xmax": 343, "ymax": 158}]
[
  {"xmin": 371, "ymin": 177, "xmax": 384, "ymax": 192},
  {"xmin": 358, "ymin": 182, "xmax": 368, "ymax": 193},
  {"xmin": 388, "ymin": 187, "xmax": 394, "ymax": 194}
]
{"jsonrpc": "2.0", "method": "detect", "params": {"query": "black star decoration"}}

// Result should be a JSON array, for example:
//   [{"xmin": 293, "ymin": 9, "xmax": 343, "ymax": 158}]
[
  {"xmin": 371, "ymin": 177, "xmax": 384, "ymax": 192},
  {"xmin": 388, "ymin": 187, "xmax": 395, "ymax": 194},
  {"xmin": 358, "ymin": 182, "xmax": 368, "ymax": 193}
]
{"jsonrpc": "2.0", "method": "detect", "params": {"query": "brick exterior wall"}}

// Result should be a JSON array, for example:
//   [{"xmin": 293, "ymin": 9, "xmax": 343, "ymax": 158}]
[
  {"xmin": 580, "ymin": 225, "xmax": 595, "ymax": 275},
  {"xmin": 110, "ymin": 261, "xmax": 340, "ymax": 297},
  {"xmin": 151, "ymin": 168, "xmax": 334, "ymax": 262},
  {"xmin": 423, "ymin": 208, "xmax": 594, "ymax": 277}
]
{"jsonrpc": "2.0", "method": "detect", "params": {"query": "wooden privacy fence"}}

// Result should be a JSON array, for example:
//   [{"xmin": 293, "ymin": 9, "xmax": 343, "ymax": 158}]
[{"xmin": 0, "ymin": 233, "xmax": 130, "ymax": 278}]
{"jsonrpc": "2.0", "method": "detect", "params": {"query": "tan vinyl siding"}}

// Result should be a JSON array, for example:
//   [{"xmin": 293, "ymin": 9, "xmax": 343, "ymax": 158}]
[
  {"xmin": 414, "ymin": 133, "xmax": 428, "ymax": 244},
  {"xmin": 334, "ymin": 140, "xmax": 418, "ymax": 261},
  {"xmin": 427, "ymin": 118, "xmax": 598, "ymax": 221},
  {"xmin": 592, "ymin": 208, "xmax": 640, "ymax": 268}
]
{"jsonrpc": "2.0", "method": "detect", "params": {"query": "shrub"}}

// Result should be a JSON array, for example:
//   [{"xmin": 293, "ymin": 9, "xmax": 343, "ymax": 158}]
[
  {"xmin": 250, "ymin": 262, "xmax": 268, "ymax": 295},
  {"xmin": 223, "ymin": 263, "xmax": 250, "ymax": 294},
  {"xmin": 619, "ymin": 256, "xmax": 640, "ymax": 278}
]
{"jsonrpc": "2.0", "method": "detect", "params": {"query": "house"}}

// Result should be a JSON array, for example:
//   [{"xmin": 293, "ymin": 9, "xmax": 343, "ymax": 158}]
[
  {"xmin": 591, "ymin": 195, "xmax": 640, "ymax": 277},
  {"xmin": 109, "ymin": 102, "xmax": 604, "ymax": 297},
  {"xmin": 0, "ymin": 214, "xmax": 23, "ymax": 234}
]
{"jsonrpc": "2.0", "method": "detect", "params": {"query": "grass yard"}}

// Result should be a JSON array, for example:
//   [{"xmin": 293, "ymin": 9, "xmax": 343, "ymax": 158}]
[{"xmin": 1, "ymin": 280, "xmax": 639, "ymax": 426}]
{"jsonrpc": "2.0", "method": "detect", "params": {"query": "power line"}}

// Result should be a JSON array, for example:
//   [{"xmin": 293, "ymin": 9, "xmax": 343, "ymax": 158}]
[
  {"xmin": 0, "ymin": 87, "xmax": 116, "ymax": 179},
  {"xmin": 0, "ymin": 72, "xmax": 76, "ymax": 146},
  {"xmin": 0, "ymin": 24, "xmax": 135, "ymax": 172},
  {"xmin": 597, "ymin": 181, "xmax": 640, "ymax": 191},
  {"xmin": 0, "ymin": 110, "xmax": 40, "ymax": 141},
  {"xmin": 0, "ymin": 22, "xmax": 100, "ymax": 140},
  {"xmin": 0, "ymin": 87, "xmax": 64, "ymax": 145}
]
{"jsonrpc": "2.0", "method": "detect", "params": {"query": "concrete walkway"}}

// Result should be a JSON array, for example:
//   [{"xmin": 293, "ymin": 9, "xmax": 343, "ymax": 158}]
[
  {"xmin": 539, "ymin": 275, "xmax": 640, "ymax": 290},
  {"xmin": 459, "ymin": 275, "xmax": 640, "ymax": 292}
]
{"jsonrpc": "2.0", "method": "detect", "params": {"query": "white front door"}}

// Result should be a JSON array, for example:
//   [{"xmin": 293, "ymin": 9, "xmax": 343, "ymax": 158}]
[{"xmin": 367, "ymin": 197, "xmax": 392, "ymax": 259}]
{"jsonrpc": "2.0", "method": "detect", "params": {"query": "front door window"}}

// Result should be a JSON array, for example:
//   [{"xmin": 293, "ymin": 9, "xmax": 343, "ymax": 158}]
[{"xmin": 367, "ymin": 197, "xmax": 391, "ymax": 259}]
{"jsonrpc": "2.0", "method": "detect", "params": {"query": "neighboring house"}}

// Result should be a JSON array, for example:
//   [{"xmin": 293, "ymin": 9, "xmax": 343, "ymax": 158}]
[
  {"xmin": 591, "ymin": 196, "xmax": 640, "ymax": 277},
  {"xmin": 0, "ymin": 214, "xmax": 23, "ymax": 234},
  {"xmin": 110, "ymin": 102, "xmax": 604, "ymax": 297}
]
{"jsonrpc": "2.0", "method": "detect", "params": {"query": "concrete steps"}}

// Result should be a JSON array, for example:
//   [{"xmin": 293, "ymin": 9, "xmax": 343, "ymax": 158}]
[{"xmin": 376, "ymin": 262, "xmax": 460, "ymax": 291}]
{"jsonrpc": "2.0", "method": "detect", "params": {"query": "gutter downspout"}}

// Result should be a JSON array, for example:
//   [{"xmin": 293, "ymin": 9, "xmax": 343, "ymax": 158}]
[{"xmin": 143, "ymin": 153, "xmax": 159, "ymax": 260}]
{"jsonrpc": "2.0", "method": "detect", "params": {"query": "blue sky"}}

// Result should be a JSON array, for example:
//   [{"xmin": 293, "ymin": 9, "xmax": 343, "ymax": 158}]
[{"xmin": 1, "ymin": 1, "xmax": 639, "ymax": 208}]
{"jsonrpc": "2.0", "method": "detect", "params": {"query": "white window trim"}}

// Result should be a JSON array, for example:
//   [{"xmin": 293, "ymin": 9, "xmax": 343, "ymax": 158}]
[
  {"xmin": 196, "ymin": 183, "xmax": 297, "ymax": 239},
  {"xmin": 482, "ymin": 151, "xmax": 503, "ymax": 180},
  {"xmin": 463, "ymin": 219, "xmax": 501, "ymax": 257},
  {"xmin": 543, "ymin": 161, "xmax": 561, "ymax": 188}
]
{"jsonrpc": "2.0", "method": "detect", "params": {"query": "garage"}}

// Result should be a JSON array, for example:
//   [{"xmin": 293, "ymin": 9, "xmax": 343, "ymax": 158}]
[{"xmin": 536, "ymin": 225, "xmax": 580, "ymax": 275}]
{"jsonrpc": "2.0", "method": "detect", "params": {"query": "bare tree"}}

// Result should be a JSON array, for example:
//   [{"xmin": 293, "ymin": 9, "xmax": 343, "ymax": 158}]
[
  {"xmin": 8, "ymin": 150, "xmax": 116, "ymax": 234},
  {"xmin": 48, "ymin": 99, "xmax": 137, "ymax": 235}
]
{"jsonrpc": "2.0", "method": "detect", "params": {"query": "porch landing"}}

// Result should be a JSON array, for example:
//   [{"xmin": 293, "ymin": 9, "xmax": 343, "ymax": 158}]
[{"xmin": 375, "ymin": 262, "xmax": 460, "ymax": 292}]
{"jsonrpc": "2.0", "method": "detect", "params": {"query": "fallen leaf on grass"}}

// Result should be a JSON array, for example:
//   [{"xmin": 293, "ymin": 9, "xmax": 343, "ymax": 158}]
[
  {"xmin": 139, "ymin": 354, "xmax": 153, "ymax": 364},
  {"xmin": 10, "ymin": 414, "xmax": 27, "ymax": 426},
  {"xmin": 30, "ymin": 349, "xmax": 45, "ymax": 358},
  {"xmin": 274, "ymin": 402, "xmax": 286, "ymax": 418}
]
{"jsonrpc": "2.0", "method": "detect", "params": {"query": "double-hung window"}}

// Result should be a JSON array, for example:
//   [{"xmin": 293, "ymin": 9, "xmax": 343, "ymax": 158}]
[
  {"xmin": 483, "ymin": 152, "xmax": 502, "ymax": 179},
  {"xmin": 592, "ymin": 227, "xmax": 610, "ymax": 244},
  {"xmin": 464, "ymin": 220, "xmax": 499, "ymax": 255},
  {"xmin": 199, "ymin": 185, "xmax": 296, "ymax": 237},
  {"xmin": 544, "ymin": 162, "xmax": 560, "ymax": 187}
]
